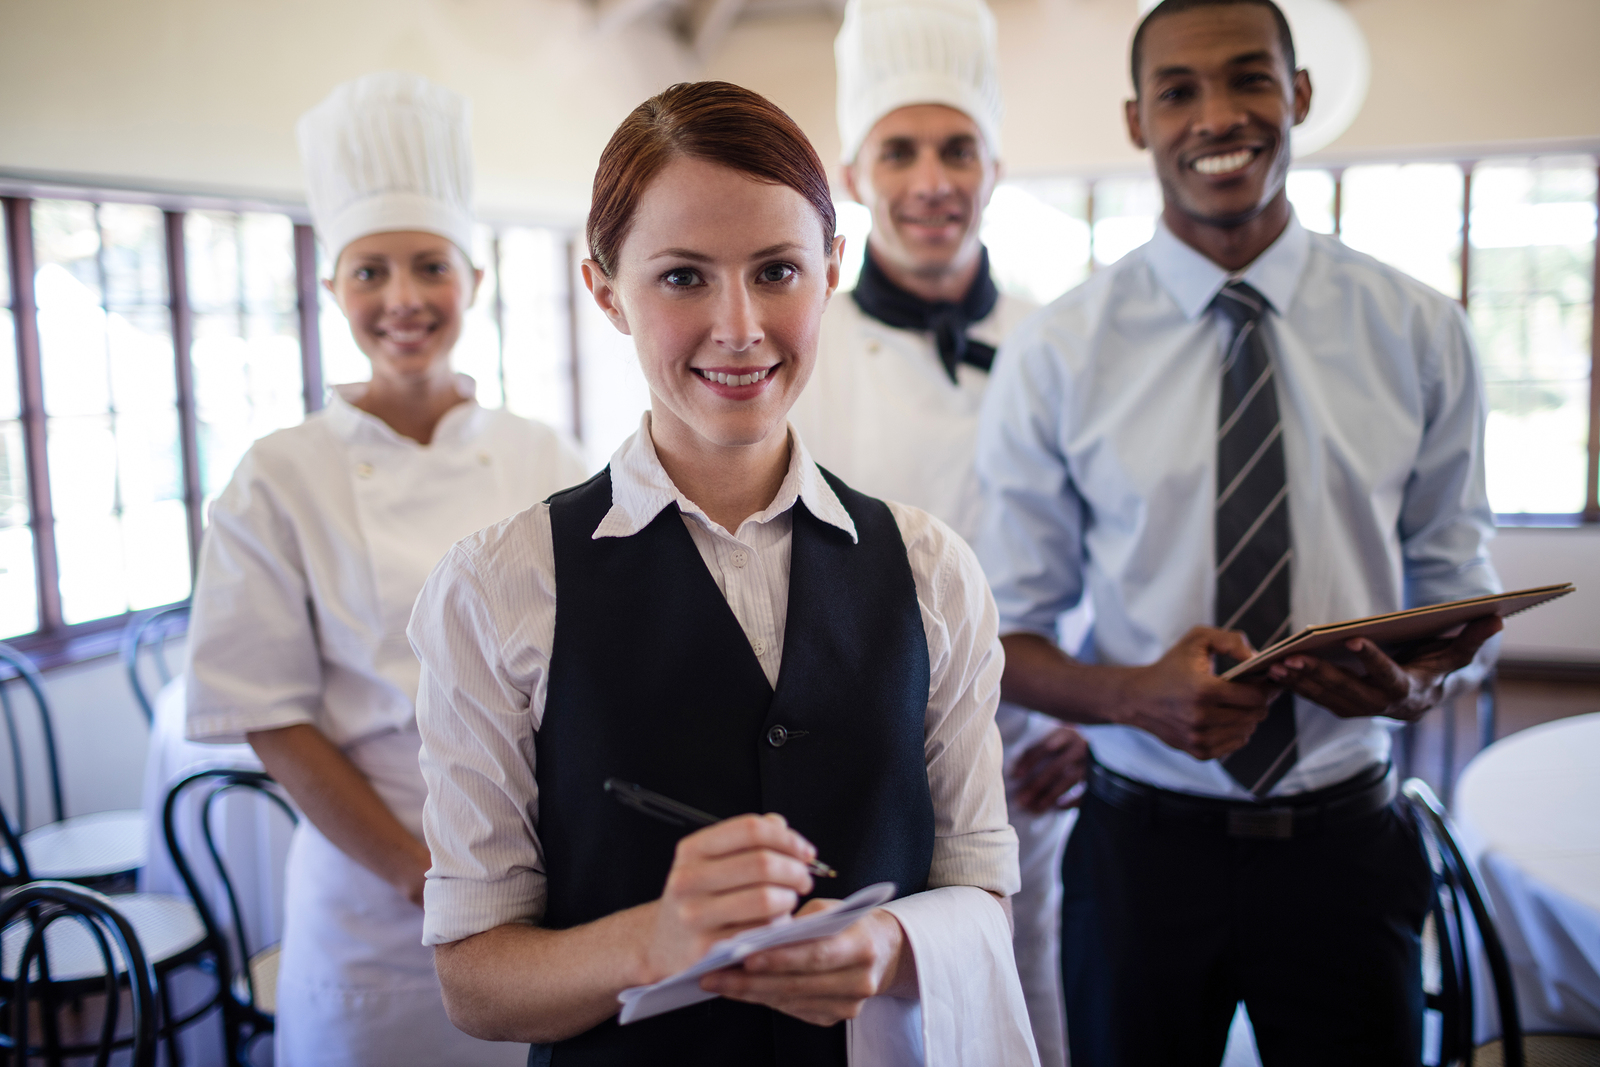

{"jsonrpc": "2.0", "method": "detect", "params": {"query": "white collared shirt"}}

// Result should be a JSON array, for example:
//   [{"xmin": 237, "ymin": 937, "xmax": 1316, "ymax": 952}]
[
  {"xmin": 975, "ymin": 215, "xmax": 1500, "ymax": 799},
  {"xmin": 186, "ymin": 379, "xmax": 589, "ymax": 748},
  {"xmin": 410, "ymin": 414, "xmax": 1019, "ymax": 946}
]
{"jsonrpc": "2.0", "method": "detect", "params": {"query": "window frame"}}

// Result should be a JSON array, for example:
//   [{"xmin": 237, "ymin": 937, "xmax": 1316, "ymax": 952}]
[{"xmin": 2, "ymin": 177, "xmax": 582, "ymax": 666}]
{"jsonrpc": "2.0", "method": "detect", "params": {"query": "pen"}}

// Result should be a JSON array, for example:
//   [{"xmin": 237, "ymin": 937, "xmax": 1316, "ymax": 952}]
[{"xmin": 603, "ymin": 777, "xmax": 838, "ymax": 879}]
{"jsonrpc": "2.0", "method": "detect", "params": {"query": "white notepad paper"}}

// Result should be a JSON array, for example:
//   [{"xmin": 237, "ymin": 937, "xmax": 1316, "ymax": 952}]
[{"xmin": 617, "ymin": 881, "xmax": 898, "ymax": 1024}]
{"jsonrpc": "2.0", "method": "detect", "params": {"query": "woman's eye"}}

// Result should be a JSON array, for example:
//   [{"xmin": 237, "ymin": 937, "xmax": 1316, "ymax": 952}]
[
  {"xmin": 354, "ymin": 267, "xmax": 377, "ymax": 282},
  {"xmin": 759, "ymin": 264, "xmax": 796, "ymax": 284},
  {"xmin": 663, "ymin": 268, "xmax": 700, "ymax": 287}
]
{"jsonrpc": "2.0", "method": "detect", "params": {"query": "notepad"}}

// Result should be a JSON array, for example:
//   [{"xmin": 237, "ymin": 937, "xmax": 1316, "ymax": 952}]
[
  {"xmin": 617, "ymin": 881, "xmax": 898, "ymax": 1024},
  {"xmin": 1219, "ymin": 583, "xmax": 1575, "ymax": 682}
]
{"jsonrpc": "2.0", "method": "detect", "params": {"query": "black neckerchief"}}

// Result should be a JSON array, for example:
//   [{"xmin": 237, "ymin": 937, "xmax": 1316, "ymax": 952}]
[{"xmin": 851, "ymin": 246, "xmax": 1000, "ymax": 383}]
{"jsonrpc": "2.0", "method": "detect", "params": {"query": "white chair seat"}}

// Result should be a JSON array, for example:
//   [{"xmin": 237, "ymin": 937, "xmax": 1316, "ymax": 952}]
[
  {"xmin": 22, "ymin": 810, "xmax": 148, "ymax": 879},
  {"xmin": 1, "ymin": 892, "xmax": 205, "ymax": 983},
  {"xmin": 234, "ymin": 943, "xmax": 281, "ymax": 1015}
]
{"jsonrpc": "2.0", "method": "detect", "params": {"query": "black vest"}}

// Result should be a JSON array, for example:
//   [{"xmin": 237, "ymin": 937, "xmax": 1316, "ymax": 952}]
[{"xmin": 530, "ymin": 466, "xmax": 934, "ymax": 1067}]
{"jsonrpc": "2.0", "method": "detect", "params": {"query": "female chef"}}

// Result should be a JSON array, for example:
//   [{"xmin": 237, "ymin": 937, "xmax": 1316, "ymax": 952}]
[
  {"xmin": 184, "ymin": 72, "xmax": 586, "ymax": 1066},
  {"xmin": 408, "ymin": 81, "xmax": 1037, "ymax": 1066}
]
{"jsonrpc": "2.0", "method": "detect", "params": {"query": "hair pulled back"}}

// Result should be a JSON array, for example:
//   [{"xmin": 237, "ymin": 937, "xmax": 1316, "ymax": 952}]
[{"xmin": 586, "ymin": 81, "xmax": 837, "ymax": 277}]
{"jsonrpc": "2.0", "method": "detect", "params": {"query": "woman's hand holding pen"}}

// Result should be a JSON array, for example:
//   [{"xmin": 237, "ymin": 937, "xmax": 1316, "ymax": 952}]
[{"xmin": 639, "ymin": 813, "xmax": 817, "ymax": 984}]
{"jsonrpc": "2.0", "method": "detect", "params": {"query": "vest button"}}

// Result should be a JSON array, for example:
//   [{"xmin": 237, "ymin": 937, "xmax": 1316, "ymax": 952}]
[{"xmin": 766, "ymin": 724, "xmax": 789, "ymax": 748}]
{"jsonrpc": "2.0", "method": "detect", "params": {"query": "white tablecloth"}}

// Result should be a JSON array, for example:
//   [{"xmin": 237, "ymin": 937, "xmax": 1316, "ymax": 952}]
[
  {"xmin": 139, "ymin": 676, "xmax": 294, "ymax": 1065},
  {"xmin": 1455, "ymin": 712, "xmax": 1600, "ymax": 1038}
]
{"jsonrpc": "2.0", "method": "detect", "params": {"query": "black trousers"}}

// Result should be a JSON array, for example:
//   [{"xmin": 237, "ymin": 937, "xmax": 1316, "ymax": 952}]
[{"xmin": 1061, "ymin": 786, "xmax": 1432, "ymax": 1067}]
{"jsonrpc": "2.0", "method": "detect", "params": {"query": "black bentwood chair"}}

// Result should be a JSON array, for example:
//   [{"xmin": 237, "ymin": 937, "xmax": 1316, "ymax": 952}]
[
  {"xmin": 1404, "ymin": 778, "xmax": 1525, "ymax": 1067},
  {"xmin": 1, "ymin": 791, "xmax": 214, "ymax": 1066},
  {"xmin": 121, "ymin": 603, "xmax": 191, "ymax": 726},
  {"xmin": 1407, "ymin": 779, "xmax": 1600, "ymax": 1067},
  {"xmin": 163, "ymin": 768, "xmax": 298, "ymax": 1067},
  {"xmin": 0, "ymin": 880, "xmax": 160, "ymax": 1067},
  {"xmin": 0, "ymin": 641, "xmax": 148, "ymax": 886}
]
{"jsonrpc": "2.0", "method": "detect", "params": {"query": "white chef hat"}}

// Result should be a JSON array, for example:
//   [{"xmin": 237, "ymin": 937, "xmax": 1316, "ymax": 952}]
[
  {"xmin": 834, "ymin": 0, "xmax": 1004, "ymax": 164},
  {"xmin": 297, "ymin": 72, "xmax": 475, "ymax": 267}
]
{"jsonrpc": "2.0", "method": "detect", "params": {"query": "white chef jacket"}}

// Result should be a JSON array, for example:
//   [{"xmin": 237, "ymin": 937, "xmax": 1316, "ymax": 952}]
[
  {"xmin": 789, "ymin": 292, "xmax": 1037, "ymax": 548},
  {"xmin": 409, "ymin": 415, "xmax": 1037, "ymax": 1065},
  {"xmin": 186, "ymin": 379, "xmax": 589, "ymax": 748}
]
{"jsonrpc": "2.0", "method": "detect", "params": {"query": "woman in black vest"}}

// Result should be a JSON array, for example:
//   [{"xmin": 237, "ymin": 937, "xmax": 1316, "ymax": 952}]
[{"xmin": 408, "ymin": 81, "xmax": 1034, "ymax": 1066}]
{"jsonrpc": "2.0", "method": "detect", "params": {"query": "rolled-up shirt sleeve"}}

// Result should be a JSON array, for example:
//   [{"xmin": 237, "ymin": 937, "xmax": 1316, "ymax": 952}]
[
  {"xmin": 973, "ymin": 319, "xmax": 1089, "ymax": 640},
  {"xmin": 891, "ymin": 502, "xmax": 1020, "ymax": 898},
  {"xmin": 186, "ymin": 448, "xmax": 324, "ymax": 744},
  {"xmin": 411, "ymin": 507, "xmax": 556, "ymax": 946}
]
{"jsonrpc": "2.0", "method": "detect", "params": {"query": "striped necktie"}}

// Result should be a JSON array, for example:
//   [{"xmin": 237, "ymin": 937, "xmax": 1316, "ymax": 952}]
[{"xmin": 1212, "ymin": 281, "xmax": 1298, "ymax": 797}]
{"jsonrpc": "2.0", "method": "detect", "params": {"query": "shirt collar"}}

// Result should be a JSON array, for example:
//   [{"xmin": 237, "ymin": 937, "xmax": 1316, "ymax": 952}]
[
  {"xmin": 1144, "ymin": 210, "xmax": 1311, "ymax": 322},
  {"xmin": 594, "ymin": 412, "xmax": 859, "ymax": 543},
  {"xmin": 323, "ymin": 374, "xmax": 487, "ymax": 446}
]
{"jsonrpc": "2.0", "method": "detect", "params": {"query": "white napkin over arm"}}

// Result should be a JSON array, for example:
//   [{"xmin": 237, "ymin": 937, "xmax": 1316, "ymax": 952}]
[{"xmin": 848, "ymin": 886, "xmax": 1040, "ymax": 1067}]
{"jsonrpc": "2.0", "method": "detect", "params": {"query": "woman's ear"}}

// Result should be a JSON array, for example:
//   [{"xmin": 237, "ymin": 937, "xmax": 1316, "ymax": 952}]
[
  {"xmin": 824, "ymin": 234, "xmax": 845, "ymax": 300},
  {"xmin": 582, "ymin": 259, "xmax": 632, "ymax": 336}
]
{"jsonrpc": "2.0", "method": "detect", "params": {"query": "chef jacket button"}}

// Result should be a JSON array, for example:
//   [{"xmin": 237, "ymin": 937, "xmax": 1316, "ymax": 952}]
[
  {"xmin": 867, "ymin": 341, "xmax": 881, "ymax": 355},
  {"xmin": 731, "ymin": 550, "xmax": 748, "ymax": 568},
  {"xmin": 356, "ymin": 462, "xmax": 374, "ymax": 479},
  {"xmin": 478, "ymin": 451, "xmax": 491, "ymax": 466},
  {"xmin": 766, "ymin": 724, "xmax": 789, "ymax": 748}
]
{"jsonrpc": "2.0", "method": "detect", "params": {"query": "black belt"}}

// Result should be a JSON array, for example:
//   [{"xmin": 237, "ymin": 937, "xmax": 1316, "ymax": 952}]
[{"xmin": 1086, "ymin": 760, "xmax": 1397, "ymax": 840}]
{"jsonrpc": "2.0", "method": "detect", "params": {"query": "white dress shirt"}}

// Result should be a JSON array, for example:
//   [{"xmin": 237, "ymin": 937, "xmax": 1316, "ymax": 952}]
[
  {"xmin": 411, "ymin": 413, "xmax": 1020, "ymax": 945},
  {"xmin": 186, "ymin": 379, "xmax": 589, "ymax": 748},
  {"xmin": 975, "ymin": 214, "xmax": 1500, "ymax": 799}
]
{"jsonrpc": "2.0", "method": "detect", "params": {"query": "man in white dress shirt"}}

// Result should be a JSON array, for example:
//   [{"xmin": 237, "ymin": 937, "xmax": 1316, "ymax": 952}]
[
  {"xmin": 788, "ymin": 1, "xmax": 1085, "ymax": 1062},
  {"xmin": 974, "ymin": 1, "xmax": 1503, "ymax": 1063}
]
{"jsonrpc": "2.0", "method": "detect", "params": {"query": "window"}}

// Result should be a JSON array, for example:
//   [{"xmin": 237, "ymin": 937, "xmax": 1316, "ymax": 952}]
[
  {"xmin": 1469, "ymin": 159, "xmax": 1597, "ymax": 518},
  {"xmin": 0, "ymin": 206, "xmax": 34, "ymax": 638},
  {"xmin": 32, "ymin": 200, "xmax": 188, "ymax": 624},
  {"xmin": 1341, "ymin": 163, "xmax": 1465, "ymax": 300},
  {"xmin": 3, "ymin": 187, "xmax": 580, "ymax": 655},
  {"xmin": 186, "ymin": 211, "xmax": 307, "ymax": 516}
]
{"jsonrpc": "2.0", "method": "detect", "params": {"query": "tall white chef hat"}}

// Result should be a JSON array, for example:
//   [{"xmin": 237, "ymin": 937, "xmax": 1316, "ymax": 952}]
[
  {"xmin": 834, "ymin": 0, "xmax": 1004, "ymax": 164},
  {"xmin": 297, "ymin": 72, "xmax": 475, "ymax": 267}
]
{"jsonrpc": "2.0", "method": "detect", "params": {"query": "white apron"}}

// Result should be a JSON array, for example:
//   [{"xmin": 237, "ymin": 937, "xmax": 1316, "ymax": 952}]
[{"xmin": 275, "ymin": 724, "xmax": 524, "ymax": 1067}]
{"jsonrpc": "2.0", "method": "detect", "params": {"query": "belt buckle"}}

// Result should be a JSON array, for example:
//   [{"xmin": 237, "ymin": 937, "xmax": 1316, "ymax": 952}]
[{"xmin": 1228, "ymin": 806, "xmax": 1295, "ymax": 839}]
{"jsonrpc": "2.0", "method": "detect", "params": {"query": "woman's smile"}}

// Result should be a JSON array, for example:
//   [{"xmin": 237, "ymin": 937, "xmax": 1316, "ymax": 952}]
[{"xmin": 692, "ymin": 363, "xmax": 779, "ymax": 395}]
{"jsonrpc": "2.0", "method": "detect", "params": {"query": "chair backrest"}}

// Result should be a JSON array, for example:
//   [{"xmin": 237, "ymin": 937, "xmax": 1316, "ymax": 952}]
[
  {"xmin": 0, "ymin": 880, "xmax": 159, "ymax": 1067},
  {"xmin": 0, "ymin": 641, "xmax": 65, "ymax": 832},
  {"xmin": 0, "ymin": 797, "xmax": 32, "ymax": 887},
  {"xmin": 1402, "ymin": 778, "xmax": 1524, "ymax": 1067},
  {"xmin": 162, "ymin": 768, "xmax": 297, "ymax": 1018},
  {"xmin": 121, "ymin": 604, "xmax": 191, "ymax": 726}
]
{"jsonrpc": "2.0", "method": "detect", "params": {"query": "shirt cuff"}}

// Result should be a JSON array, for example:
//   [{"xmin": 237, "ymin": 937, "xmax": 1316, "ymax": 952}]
[
  {"xmin": 184, "ymin": 706, "xmax": 315, "ymax": 746},
  {"xmin": 928, "ymin": 825, "xmax": 1021, "ymax": 897},
  {"xmin": 421, "ymin": 870, "xmax": 548, "ymax": 946}
]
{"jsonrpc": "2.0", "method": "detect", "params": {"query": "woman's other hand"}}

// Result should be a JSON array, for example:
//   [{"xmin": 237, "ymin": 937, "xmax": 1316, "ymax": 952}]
[
  {"xmin": 700, "ymin": 902, "xmax": 915, "ymax": 1025},
  {"xmin": 640, "ymin": 813, "xmax": 817, "ymax": 983}
]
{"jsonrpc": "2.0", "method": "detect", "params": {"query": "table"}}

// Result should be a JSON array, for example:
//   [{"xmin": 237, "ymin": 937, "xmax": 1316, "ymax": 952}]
[
  {"xmin": 139, "ymin": 676, "xmax": 295, "ymax": 1065},
  {"xmin": 1455, "ymin": 712, "xmax": 1600, "ymax": 1039}
]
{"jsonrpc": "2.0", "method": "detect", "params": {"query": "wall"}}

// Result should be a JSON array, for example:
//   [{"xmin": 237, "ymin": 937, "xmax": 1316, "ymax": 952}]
[
  {"xmin": 2, "ymin": 0, "xmax": 1598, "ymax": 222},
  {"xmin": 1, "ymin": 653, "xmax": 154, "ymax": 828},
  {"xmin": 1490, "ymin": 527, "xmax": 1600, "ymax": 664}
]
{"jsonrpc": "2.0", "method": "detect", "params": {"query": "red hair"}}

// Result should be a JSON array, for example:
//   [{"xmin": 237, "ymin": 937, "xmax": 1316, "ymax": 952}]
[{"xmin": 586, "ymin": 81, "xmax": 836, "ymax": 277}]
